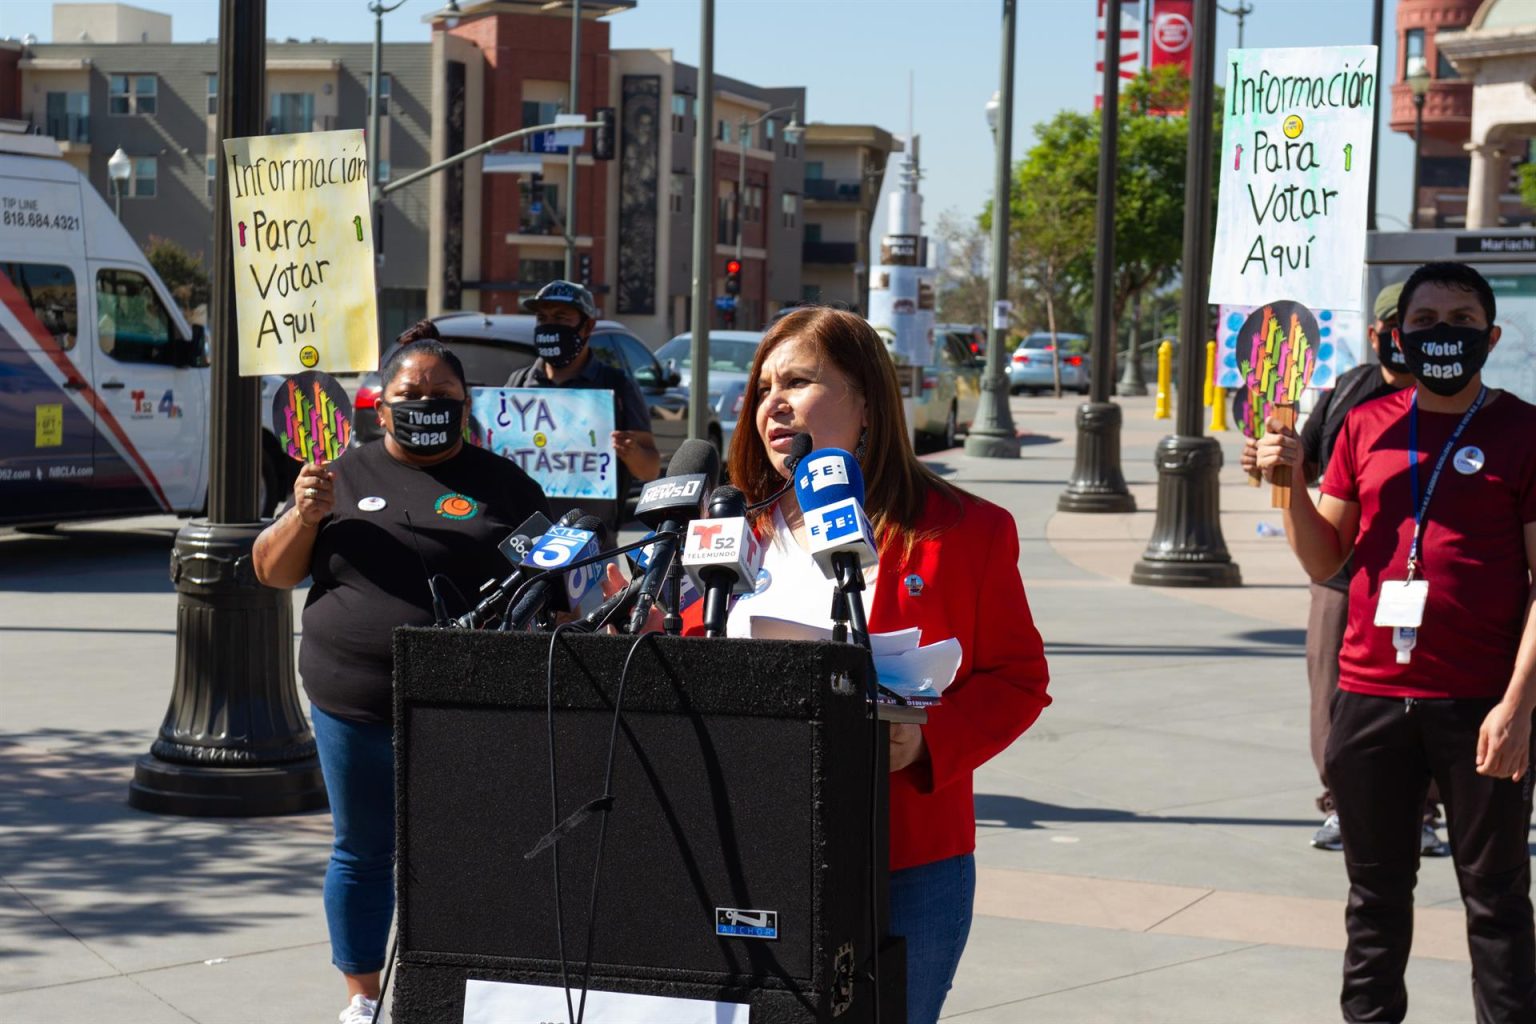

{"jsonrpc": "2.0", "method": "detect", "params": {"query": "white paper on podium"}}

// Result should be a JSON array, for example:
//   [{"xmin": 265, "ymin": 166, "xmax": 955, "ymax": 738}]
[
  {"xmin": 463, "ymin": 979, "xmax": 749, "ymax": 1023},
  {"xmin": 745, "ymin": 616, "xmax": 960, "ymax": 700}
]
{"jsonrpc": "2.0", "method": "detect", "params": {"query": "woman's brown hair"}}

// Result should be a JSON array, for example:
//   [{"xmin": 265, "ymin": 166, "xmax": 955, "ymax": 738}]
[{"xmin": 730, "ymin": 307, "xmax": 961, "ymax": 553}]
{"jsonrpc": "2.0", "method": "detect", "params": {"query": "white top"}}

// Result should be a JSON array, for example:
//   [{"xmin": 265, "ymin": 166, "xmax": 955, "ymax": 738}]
[{"xmin": 725, "ymin": 506, "xmax": 879, "ymax": 638}]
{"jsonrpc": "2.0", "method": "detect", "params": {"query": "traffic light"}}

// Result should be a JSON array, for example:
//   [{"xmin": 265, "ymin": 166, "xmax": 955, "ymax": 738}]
[
  {"xmin": 724, "ymin": 258, "xmax": 741, "ymax": 295},
  {"xmin": 593, "ymin": 107, "xmax": 615, "ymax": 161},
  {"xmin": 578, "ymin": 252, "xmax": 592, "ymax": 287}
]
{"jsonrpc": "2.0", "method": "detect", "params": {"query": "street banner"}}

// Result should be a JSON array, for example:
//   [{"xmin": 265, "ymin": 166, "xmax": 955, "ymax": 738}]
[
  {"xmin": 222, "ymin": 129, "xmax": 378, "ymax": 376},
  {"xmin": 1208, "ymin": 46, "xmax": 1378, "ymax": 311},
  {"xmin": 470, "ymin": 387, "xmax": 618, "ymax": 500},
  {"xmin": 1217, "ymin": 302, "xmax": 1362, "ymax": 390},
  {"xmin": 1149, "ymin": 0, "xmax": 1194, "ymax": 79}
]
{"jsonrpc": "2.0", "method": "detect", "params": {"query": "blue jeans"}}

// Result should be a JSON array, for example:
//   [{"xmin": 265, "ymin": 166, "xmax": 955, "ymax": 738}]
[
  {"xmin": 311, "ymin": 705, "xmax": 396, "ymax": 975},
  {"xmin": 889, "ymin": 853, "xmax": 976, "ymax": 1024}
]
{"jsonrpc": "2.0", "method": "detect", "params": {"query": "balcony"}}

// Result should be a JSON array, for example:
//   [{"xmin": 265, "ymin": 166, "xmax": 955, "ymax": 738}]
[
  {"xmin": 804, "ymin": 178, "xmax": 862, "ymax": 203},
  {"xmin": 43, "ymin": 114, "xmax": 89, "ymax": 145},
  {"xmin": 803, "ymin": 240, "xmax": 857, "ymax": 264}
]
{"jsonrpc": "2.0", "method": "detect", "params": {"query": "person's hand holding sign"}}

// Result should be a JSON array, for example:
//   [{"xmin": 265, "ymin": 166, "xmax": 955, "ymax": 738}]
[
  {"xmin": 294, "ymin": 460, "xmax": 335, "ymax": 528},
  {"xmin": 611, "ymin": 428, "xmax": 661, "ymax": 482},
  {"xmin": 1254, "ymin": 414, "xmax": 1304, "ymax": 489}
]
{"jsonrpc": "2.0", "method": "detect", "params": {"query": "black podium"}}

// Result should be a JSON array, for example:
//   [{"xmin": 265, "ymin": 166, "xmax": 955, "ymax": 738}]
[{"xmin": 391, "ymin": 629, "xmax": 907, "ymax": 1023}]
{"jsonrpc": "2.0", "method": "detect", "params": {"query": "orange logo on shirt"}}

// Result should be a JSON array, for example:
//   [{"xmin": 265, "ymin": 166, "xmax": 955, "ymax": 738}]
[{"xmin": 434, "ymin": 493, "xmax": 479, "ymax": 520}]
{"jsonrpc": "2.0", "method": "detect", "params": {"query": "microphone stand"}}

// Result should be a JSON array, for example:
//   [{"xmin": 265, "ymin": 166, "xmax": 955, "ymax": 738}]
[
  {"xmin": 662, "ymin": 547, "xmax": 685, "ymax": 635},
  {"xmin": 832, "ymin": 553, "xmax": 870, "ymax": 651}
]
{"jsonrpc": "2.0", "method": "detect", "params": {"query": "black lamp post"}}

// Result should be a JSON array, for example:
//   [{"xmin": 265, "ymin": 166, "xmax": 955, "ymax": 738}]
[
  {"xmin": 1059, "ymin": 0, "xmax": 1134, "ymax": 513},
  {"xmin": 1407, "ymin": 57, "xmax": 1431, "ymax": 229},
  {"xmin": 129, "ymin": 0, "xmax": 327, "ymax": 816},
  {"xmin": 1131, "ymin": 0, "xmax": 1241, "ymax": 588}
]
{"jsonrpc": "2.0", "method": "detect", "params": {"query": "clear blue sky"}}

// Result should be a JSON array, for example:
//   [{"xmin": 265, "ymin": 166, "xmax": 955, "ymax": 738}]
[{"xmin": 1, "ymin": 0, "xmax": 1415, "ymax": 232}]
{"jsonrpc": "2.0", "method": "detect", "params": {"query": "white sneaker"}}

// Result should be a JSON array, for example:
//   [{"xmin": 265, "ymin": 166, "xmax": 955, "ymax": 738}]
[
  {"xmin": 1421, "ymin": 823, "xmax": 1450, "ymax": 857},
  {"xmin": 338, "ymin": 994, "xmax": 379, "ymax": 1024},
  {"xmin": 1311, "ymin": 813, "xmax": 1343, "ymax": 851}
]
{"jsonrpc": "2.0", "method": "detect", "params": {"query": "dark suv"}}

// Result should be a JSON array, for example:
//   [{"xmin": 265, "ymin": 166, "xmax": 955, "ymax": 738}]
[{"xmin": 354, "ymin": 313, "xmax": 722, "ymax": 528}]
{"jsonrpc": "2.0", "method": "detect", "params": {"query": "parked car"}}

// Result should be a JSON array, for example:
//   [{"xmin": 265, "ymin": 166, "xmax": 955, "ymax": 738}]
[
  {"xmin": 934, "ymin": 322, "xmax": 987, "ymax": 359},
  {"xmin": 354, "ymin": 312, "xmax": 721, "ymax": 530},
  {"xmin": 653, "ymin": 330, "xmax": 763, "ymax": 453},
  {"xmin": 1009, "ymin": 331, "xmax": 1091, "ymax": 395},
  {"xmin": 909, "ymin": 329, "xmax": 983, "ymax": 450}
]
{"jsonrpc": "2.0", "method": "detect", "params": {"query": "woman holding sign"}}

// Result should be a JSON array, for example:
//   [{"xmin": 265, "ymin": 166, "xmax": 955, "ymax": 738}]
[
  {"xmin": 253, "ymin": 339, "xmax": 549, "ymax": 1024},
  {"xmin": 676, "ymin": 307, "xmax": 1052, "ymax": 1023}
]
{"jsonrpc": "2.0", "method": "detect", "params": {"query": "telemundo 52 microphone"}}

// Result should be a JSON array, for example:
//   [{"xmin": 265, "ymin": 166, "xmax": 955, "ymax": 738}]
[
  {"xmin": 503, "ymin": 514, "xmax": 608, "ymax": 631},
  {"xmin": 681, "ymin": 485, "xmax": 763, "ymax": 638},
  {"xmin": 793, "ymin": 447, "xmax": 878, "ymax": 644},
  {"xmin": 626, "ymin": 438, "xmax": 720, "ymax": 634}
]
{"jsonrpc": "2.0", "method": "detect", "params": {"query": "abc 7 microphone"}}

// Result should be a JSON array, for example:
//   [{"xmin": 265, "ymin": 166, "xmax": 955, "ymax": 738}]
[
  {"xmin": 681, "ymin": 485, "xmax": 763, "ymax": 638},
  {"xmin": 502, "ymin": 513, "xmax": 609, "ymax": 631},
  {"xmin": 455, "ymin": 511, "xmax": 556, "ymax": 629}
]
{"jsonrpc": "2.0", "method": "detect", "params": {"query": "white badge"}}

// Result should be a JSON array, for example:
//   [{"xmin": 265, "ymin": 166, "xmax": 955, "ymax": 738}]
[
  {"xmin": 1453, "ymin": 446, "xmax": 1485, "ymax": 475},
  {"xmin": 1374, "ymin": 580, "xmax": 1429, "ymax": 629},
  {"xmin": 357, "ymin": 496, "xmax": 387, "ymax": 512}
]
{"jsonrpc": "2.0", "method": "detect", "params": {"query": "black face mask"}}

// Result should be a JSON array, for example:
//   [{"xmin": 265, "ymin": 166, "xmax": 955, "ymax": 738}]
[
  {"xmin": 535, "ymin": 322, "xmax": 587, "ymax": 369},
  {"xmin": 386, "ymin": 398, "xmax": 463, "ymax": 456},
  {"xmin": 1396, "ymin": 322, "xmax": 1492, "ymax": 397},
  {"xmin": 1377, "ymin": 324, "xmax": 1409, "ymax": 373}
]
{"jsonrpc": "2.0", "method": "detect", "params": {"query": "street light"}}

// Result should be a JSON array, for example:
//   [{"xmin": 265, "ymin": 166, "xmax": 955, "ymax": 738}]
[
  {"xmin": 963, "ymin": 0, "xmax": 1021, "ymax": 460},
  {"xmin": 107, "ymin": 146, "xmax": 131, "ymax": 219},
  {"xmin": 1407, "ymin": 55, "xmax": 1431, "ymax": 230},
  {"xmin": 1131, "ymin": 0, "xmax": 1241, "ymax": 588},
  {"xmin": 368, "ymin": 0, "xmax": 410, "ymax": 277},
  {"xmin": 1059, "ymin": 0, "xmax": 1134, "ymax": 513},
  {"xmin": 1216, "ymin": 1, "xmax": 1254, "ymax": 48}
]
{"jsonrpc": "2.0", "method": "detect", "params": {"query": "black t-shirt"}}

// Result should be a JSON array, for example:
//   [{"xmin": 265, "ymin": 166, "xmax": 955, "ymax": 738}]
[
  {"xmin": 291, "ymin": 440, "xmax": 549, "ymax": 724},
  {"xmin": 1297, "ymin": 361, "xmax": 1403, "ymax": 592}
]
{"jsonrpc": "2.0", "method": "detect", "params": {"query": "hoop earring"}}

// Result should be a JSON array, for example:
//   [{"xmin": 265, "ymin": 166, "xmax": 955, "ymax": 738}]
[{"xmin": 854, "ymin": 426, "xmax": 868, "ymax": 462}]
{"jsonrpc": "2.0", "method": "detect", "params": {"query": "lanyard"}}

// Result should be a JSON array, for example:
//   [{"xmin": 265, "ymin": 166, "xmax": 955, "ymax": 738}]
[{"xmin": 1405, "ymin": 385, "xmax": 1486, "ymax": 578}]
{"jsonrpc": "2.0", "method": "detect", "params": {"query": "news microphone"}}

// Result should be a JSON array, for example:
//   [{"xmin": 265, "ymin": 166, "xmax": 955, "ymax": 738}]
[
  {"xmin": 503, "ymin": 514, "xmax": 608, "ymax": 631},
  {"xmin": 682, "ymin": 485, "xmax": 763, "ymax": 638},
  {"xmin": 626, "ymin": 438, "xmax": 720, "ymax": 634},
  {"xmin": 568, "ymin": 574, "xmax": 647, "ymax": 634},
  {"xmin": 793, "ymin": 448, "xmax": 878, "ymax": 646},
  {"xmin": 455, "ymin": 511, "xmax": 555, "ymax": 629},
  {"xmin": 747, "ymin": 432, "xmax": 814, "ymax": 513}
]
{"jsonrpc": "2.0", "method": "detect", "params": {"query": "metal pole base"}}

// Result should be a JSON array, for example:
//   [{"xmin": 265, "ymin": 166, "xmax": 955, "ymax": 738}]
[
  {"xmin": 963, "ymin": 374, "xmax": 1021, "ymax": 459},
  {"xmin": 1115, "ymin": 371, "xmax": 1148, "ymax": 397},
  {"xmin": 1130, "ymin": 435, "xmax": 1243, "ymax": 588},
  {"xmin": 128, "ymin": 519, "xmax": 327, "ymax": 817},
  {"xmin": 1058, "ymin": 402, "xmax": 1136, "ymax": 513}
]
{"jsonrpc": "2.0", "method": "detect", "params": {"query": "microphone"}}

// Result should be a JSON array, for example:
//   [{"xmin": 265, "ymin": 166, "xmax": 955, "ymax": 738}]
[
  {"xmin": 793, "ymin": 448, "xmax": 878, "ymax": 646},
  {"xmin": 568, "ymin": 574, "xmax": 647, "ymax": 633},
  {"xmin": 682, "ymin": 485, "xmax": 763, "ymax": 638},
  {"xmin": 503, "ymin": 514, "xmax": 608, "ymax": 630},
  {"xmin": 455, "ymin": 511, "xmax": 554, "ymax": 629},
  {"xmin": 626, "ymin": 438, "xmax": 721, "ymax": 634},
  {"xmin": 747, "ymin": 432, "xmax": 814, "ymax": 513}
]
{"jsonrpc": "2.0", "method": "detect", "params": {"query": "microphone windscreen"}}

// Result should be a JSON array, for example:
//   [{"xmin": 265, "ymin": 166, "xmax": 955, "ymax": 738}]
[
  {"xmin": 784, "ymin": 432, "xmax": 814, "ymax": 472},
  {"xmin": 573, "ymin": 514, "xmax": 607, "ymax": 546},
  {"xmin": 557, "ymin": 508, "xmax": 586, "ymax": 527},
  {"xmin": 707, "ymin": 484, "xmax": 747, "ymax": 519},
  {"xmin": 668, "ymin": 437, "xmax": 721, "ymax": 486}
]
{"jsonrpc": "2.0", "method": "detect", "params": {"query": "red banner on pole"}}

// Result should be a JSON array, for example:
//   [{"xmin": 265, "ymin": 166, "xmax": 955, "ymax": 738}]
[{"xmin": 1149, "ymin": 0, "xmax": 1194, "ymax": 77}]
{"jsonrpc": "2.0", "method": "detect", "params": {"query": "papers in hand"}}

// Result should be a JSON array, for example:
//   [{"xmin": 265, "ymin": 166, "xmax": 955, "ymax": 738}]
[{"xmin": 746, "ymin": 616, "xmax": 962, "ymax": 703}]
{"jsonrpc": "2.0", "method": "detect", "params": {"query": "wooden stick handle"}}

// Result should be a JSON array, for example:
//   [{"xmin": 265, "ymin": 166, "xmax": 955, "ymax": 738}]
[{"xmin": 1270, "ymin": 404, "xmax": 1298, "ymax": 509}]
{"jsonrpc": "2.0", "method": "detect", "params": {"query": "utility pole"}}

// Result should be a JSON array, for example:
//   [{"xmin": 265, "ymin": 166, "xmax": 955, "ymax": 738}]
[
  {"xmin": 564, "ymin": 0, "xmax": 582, "ymax": 280},
  {"xmin": 687, "ymin": 0, "xmax": 714, "ymax": 442},
  {"xmin": 1217, "ymin": 1, "xmax": 1253, "ymax": 48},
  {"xmin": 1367, "ymin": 0, "xmax": 1382, "ymax": 231}
]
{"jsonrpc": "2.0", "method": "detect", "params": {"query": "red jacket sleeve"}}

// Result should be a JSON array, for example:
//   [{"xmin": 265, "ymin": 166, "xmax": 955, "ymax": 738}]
[{"xmin": 915, "ymin": 502, "xmax": 1051, "ymax": 793}]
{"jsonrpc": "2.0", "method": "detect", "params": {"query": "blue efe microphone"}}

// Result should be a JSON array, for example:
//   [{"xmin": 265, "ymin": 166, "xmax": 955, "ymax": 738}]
[{"xmin": 793, "ymin": 447, "xmax": 878, "ymax": 580}]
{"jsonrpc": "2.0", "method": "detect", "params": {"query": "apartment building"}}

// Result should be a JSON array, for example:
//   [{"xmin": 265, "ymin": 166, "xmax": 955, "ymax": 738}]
[{"xmin": 800, "ymin": 123, "xmax": 899, "ymax": 315}]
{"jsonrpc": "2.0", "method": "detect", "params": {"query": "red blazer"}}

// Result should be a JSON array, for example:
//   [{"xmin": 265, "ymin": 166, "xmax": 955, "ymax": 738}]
[{"xmin": 684, "ymin": 487, "xmax": 1052, "ymax": 871}]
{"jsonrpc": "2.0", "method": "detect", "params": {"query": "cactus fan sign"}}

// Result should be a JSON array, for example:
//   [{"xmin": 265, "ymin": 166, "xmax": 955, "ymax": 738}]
[{"xmin": 1208, "ymin": 46, "xmax": 1378, "ymax": 311}]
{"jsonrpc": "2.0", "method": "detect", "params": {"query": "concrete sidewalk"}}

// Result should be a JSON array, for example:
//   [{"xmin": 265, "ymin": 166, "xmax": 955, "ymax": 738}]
[{"xmin": 0, "ymin": 392, "xmax": 1486, "ymax": 1023}]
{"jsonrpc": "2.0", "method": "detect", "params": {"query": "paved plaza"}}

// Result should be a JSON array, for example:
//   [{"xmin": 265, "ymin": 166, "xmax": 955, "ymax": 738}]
[{"xmin": 1, "ymin": 393, "xmax": 1489, "ymax": 1022}]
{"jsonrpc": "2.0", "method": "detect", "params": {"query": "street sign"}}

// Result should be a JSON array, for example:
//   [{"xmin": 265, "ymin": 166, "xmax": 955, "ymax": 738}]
[
  {"xmin": 552, "ymin": 113, "xmax": 588, "ymax": 149},
  {"xmin": 714, "ymin": 296, "xmax": 737, "ymax": 311}
]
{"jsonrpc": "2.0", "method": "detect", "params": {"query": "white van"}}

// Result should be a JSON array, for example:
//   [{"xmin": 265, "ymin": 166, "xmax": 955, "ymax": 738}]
[{"xmin": 0, "ymin": 130, "xmax": 293, "ymax": 529}]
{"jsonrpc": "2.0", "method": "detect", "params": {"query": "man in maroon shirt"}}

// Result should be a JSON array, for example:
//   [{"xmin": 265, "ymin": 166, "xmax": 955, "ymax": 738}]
[{"xmin": 1258, "ymin": 261, "xmax": 1536, "ymax": 1023}]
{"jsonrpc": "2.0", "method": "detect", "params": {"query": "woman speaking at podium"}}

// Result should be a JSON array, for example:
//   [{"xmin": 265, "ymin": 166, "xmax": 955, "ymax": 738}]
[
  {"xmin": 692, "ymin": 307, "xmax": 1052, "ymax": 1023},
  {"xmin": 253, "ymin": 339, "xmax": 548, "ymax": 1024}
]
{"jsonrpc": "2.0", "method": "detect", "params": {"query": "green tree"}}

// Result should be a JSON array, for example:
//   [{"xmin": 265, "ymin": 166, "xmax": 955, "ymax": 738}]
[
  {"xmin": 1520, "ymin": 164, "xmax": 1536, "ymax": 213},
  {"xmin": 142, "ymin": 235, "xmax": 211, "ymax": 317}
]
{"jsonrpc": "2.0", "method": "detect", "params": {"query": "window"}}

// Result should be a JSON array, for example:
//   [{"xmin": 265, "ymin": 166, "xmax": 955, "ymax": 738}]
[
  {"xmin": 781, "ymin": 191, "xmax": 798, "ymax": 229},
  {"xmin": 376, "ymin": 159, "xmax": 390, "ymax": 184},
  {"xmin": 518, "ymin": 179, "xmax": 561, "ymax": 235},
  {"xmin": 802, "ymin": 284, "xmax": 822, "ymax": 304},
  {"xmin": 269, "ymin": 93, "xmax": 315, "ymax": 135},
  {"xmin": 97, "ymin": 268, "xmax": 172, "ymax": 364},
  {"xmin": 1437, "ymin": 47, "xmax": 1459, "ymax": 79},
  {"xmin": 805, "ymin": 223, "xmax": 823, "ymax": 244},
  {"xmin": 718, "ymin": 120, "xmax": 732, "ymax": 143},
  {"xmin": 1, "ymin": 263, "xmax": 78, "ymax": 350},
  {"xmin": 518, "ymin": 258, "xmax": 565, "ymax": 286},
  {"xmin": 367, "ymin": 73, "xmax": 392, "ymax": 117},
  {"xmin": 1405, "ymin": 28, "xmax": 1425, "ymax": 76},
  {"xmin": 109, "ymin": 75, "xmax": 157, "ymax": 115},
  {"xmin": 206, "ymin": 157, "xmax": 217, "ymax": 200},
  {"xmin": 741, "ymin": 123, "xmax": 754, "ymax": 149},
  {"xmin": 671, "ymin": 94, "xmax": 689, "ymax": 133},
  {"xmin": 716, "ymin": 181, "xmax": 737, "ymax": 245},
  {"xmin": 613, "ymin": 333, "xmax": 663, "ymax": 387},
  {"xmin": 669, "ymin": 173, "xmax": 687, "ymax": 215},
  {"xmin": 766, "ymin": 119, "xmax": 776, "ymax": 143},
  {"xmin": 744, "ymin": 185, "xmax": 763, "ymax": 225},
  {"xmin": 586, "ymin": 333, "xmax": 627, "ymax": 375},
  {"xmin": 805, "ymin": 161, "xmax": 824, "ymax": 180},
  {"xmin": 522, "ymin": 98, "xmax": 566, "ymax": 130},
  {"xmin": 132, "ymin": 157, "xmax": 157, "ymax": 198},
  {"xmin": 207, "ymin": 74, "xmax": 217, "ymax": 115},
  {"xmin": 45, "ymin": 92, "xmax": 89, "ymax": 143}
]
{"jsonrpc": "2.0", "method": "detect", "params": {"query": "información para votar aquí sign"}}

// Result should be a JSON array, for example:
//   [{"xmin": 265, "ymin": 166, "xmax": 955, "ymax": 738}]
[{"xmin": 1208, "ymin": 46, "xmax": 1379, "ymax": 311}]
